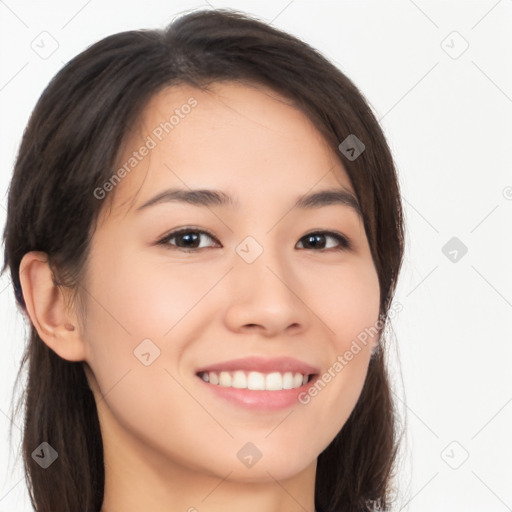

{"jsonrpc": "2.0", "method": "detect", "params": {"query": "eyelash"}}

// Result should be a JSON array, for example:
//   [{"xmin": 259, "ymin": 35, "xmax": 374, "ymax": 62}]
[{"xmin": 157, "ymin": 227, "xmax": 352, "ymax": 252}]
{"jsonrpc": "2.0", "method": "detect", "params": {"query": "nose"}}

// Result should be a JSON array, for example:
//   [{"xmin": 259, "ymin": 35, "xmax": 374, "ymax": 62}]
[{"xmin": 223, "ymin": 245, "xmax": 309, "ymax": 337}]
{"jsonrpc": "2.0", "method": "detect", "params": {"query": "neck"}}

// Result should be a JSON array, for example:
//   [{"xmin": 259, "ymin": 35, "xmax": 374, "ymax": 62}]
[{"xmin": 100, "ymin": 457, "xmax": 317, "ymax": 512}]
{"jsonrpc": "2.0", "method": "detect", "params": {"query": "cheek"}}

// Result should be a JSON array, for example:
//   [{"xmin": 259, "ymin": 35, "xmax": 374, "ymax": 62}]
[
  {"xmin": 81, "ymin": 253, "xmax": 215, "ymax": 390},
  {"xmin": 313, "ymin": 259, "xmax": 381, "ymax": 343},
  {"xmin": 80, "ymin": 260, "xmax": 222, "ymax": 468},
  {"xmin": 301, "ymin": 260, "xmax": 380, "ymax": 427},
  {"xmin": 118, "ymin": 256, "xmax": 218, "ymax": 328},
  {"xmin": 333, "ymin": 261, "xmax": 381, "ymax": 376},
  {"xmin": 85, "ymin": 248, "xmax": 207, "ymax": 337}
]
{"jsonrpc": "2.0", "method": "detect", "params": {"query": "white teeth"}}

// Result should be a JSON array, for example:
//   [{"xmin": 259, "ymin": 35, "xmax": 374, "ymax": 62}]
[
  {"xmin": 200, "ymin": 370, "xmax": 310, "ymax": 390},
  {"xmin": 231, "ymin": 370, "xmax": 247, "ymax": 389},
  {"xmin": 265, "ymin": 372, "xmax": 283, "ymax": 390},
  {"xmin": 247, "ymin": 371, "xmax": 265, "ymax": 390},
  {"xmin": 282, "ymin": 372, "xmax": 294, "ymax": 389},
  {"xmin": 219, "ymin": 371, "xmax": 232, "ymax": 387}
]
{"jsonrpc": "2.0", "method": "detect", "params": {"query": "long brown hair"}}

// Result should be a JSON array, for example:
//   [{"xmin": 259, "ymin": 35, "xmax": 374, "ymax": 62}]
[{"xmin": 2, "ymin": 8, "xmax": 404, "ymax": 512}]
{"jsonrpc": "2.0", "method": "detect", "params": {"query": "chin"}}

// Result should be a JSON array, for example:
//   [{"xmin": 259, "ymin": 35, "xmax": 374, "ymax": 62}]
[{"xmin": 225, "ymin": 452, "xmax": 316, "ymax": 484}]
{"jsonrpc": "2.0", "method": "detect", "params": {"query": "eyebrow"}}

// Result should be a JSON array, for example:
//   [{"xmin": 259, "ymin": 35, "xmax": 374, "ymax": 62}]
[{"xmin": 136, "ymin": 187, "xmax": 362, "ymax": 217}]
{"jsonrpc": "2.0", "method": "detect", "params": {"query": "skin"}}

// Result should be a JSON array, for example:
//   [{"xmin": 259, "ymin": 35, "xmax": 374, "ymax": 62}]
[{"xmin": 19, "ymin": 81, "xmax": 381, "ymax": 512}]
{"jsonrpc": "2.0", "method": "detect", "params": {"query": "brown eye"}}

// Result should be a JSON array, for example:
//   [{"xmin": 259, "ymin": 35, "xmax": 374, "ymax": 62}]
[
  {"xmin": 296, "ymin": 231, "xmax": 351, "ymax": 251},
  {"xmin": 157, "ymin": 228, "xmax": 351, "ymax": 253},
  {"xmin": 158, "ymin": 228, "xmax": 219, "ymax": 251}
]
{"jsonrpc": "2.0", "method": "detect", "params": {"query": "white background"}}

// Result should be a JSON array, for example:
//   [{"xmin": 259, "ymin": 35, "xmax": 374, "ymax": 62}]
[{"xmin": 1, "ymin": 1, "xmax": 511, "ymax": 510}]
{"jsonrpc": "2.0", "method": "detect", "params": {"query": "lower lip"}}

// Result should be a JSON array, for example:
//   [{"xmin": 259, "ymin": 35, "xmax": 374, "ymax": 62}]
[{"xmin": 196, "ymin": 374, "xmax": 319, "ymax": 411}]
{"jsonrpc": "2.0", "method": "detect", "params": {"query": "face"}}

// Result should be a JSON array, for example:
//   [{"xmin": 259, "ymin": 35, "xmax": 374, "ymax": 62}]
[{"xmin": 79, "ymin": 81, "xmax": 381, "ymax": 482}]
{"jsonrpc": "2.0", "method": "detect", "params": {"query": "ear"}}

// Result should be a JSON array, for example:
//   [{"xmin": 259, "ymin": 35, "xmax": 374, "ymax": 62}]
[{"xmin": 19, "ymin": 251, "xmax": 86, "ymax": 362}]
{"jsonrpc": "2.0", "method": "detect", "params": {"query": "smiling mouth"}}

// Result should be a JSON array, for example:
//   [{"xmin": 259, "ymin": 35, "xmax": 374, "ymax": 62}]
[{"xmin": 196, "ymin": 370, "xmax": 316, "ymax": 391}]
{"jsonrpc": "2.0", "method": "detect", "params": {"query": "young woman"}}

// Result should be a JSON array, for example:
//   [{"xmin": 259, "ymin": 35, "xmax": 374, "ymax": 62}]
[{"xmin": 3, "ymin": 8, "xmax": 404, "ymax": 512}]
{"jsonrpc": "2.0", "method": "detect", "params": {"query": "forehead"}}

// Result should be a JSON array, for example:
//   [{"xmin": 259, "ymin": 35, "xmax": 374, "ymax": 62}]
[{"xmin": 102, "ymin": 81, "xmax": 355, "ymax": 221}]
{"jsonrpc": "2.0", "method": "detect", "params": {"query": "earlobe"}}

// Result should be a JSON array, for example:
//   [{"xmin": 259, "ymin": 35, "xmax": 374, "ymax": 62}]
[{"xmin": 19, "ymin": 251, "xmax": 86, "ymax": 362}]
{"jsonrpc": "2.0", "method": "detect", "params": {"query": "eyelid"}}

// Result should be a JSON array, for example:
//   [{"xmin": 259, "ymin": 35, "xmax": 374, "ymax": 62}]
[
  {"xmin": 157, "ymin": 226, "xmax": 220, "ymax": 249},
  {"xmin": 304, "ymin": 231, "xmax": 352, "ymax": 251}
]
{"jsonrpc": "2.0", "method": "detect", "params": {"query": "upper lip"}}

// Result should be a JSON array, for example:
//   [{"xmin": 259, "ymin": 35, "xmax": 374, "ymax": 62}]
[{"xmin": 196, "ymin": 356, "xmax": 319, "ymax": 375}]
